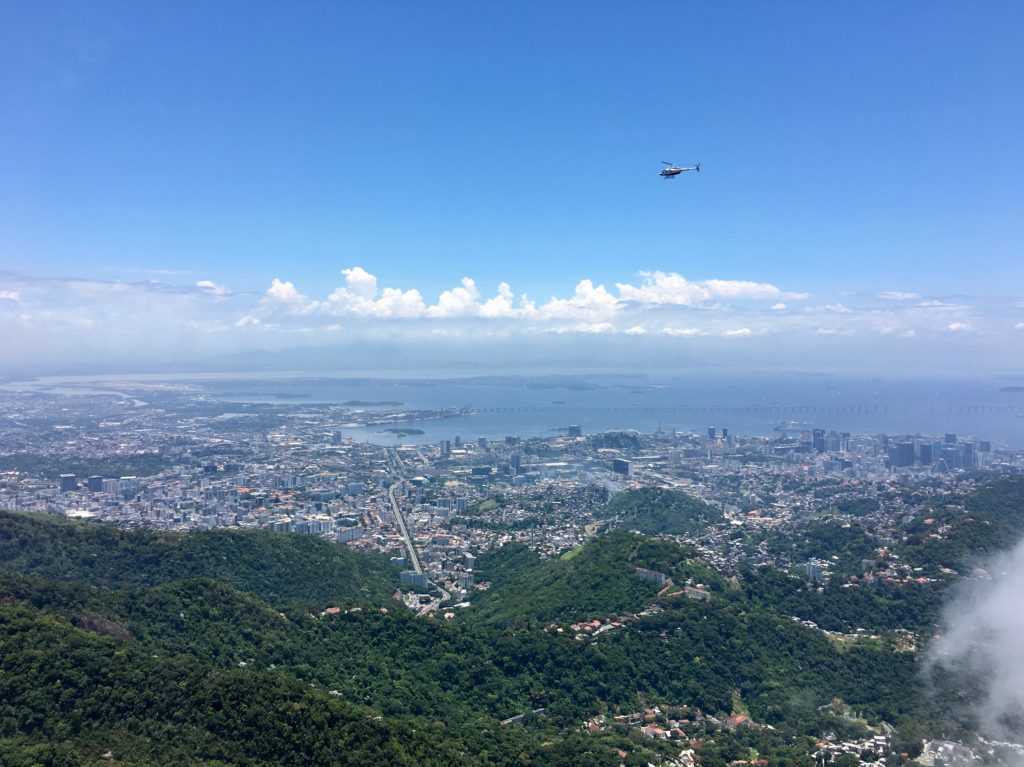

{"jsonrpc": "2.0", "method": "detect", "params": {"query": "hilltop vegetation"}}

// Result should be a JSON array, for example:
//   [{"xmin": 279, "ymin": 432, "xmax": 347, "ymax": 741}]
[
  {"xmin": 599, "ymin": 487, "xmax": 724, "ymax": 535},
  {"xmin": 759, "ymin": 520, "xmax": 877, "ymax": 578},
  {"xmin": 0, "ymin": 510, "xmax": 397, "ymax": 607},
  {"xmin": 0, "ymin": 542, "xmax": 918, "ymax": 764},
  {"xmin": 0, "ymin": 605, "xmax": 469, "ymax": 767},
  {"xmin": 0, "ymin": 514, "xmax": 634, "ymax": 765},
  {"xmin": 898, "ymin": 475, "xmax": 1024, "ymax": 571},
  {"xmin": 470, "ymin": 530, "xmax": 725, "ymax": 626},
  {"xmin": 740, "ymin": 566, "xmax": 943, "ymax": 634},
  {"xmin": 463, "ymin": 531, "xmax": 917, "ymax": 730},
  {"xmin": 2, "ymin": 477, "xmax": 1022, "ymax": 765}
]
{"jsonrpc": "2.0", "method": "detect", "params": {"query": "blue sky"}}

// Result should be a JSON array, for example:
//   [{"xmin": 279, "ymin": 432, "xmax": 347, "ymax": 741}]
[{"xmin": 1, "ymin": 2, "xmax": 1022, "ymax": 372}]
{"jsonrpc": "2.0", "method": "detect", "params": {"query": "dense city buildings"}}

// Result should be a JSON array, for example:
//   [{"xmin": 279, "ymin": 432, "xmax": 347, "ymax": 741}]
[{"xmin": 2, "ymin": 385, "xmax": 1021, "ymax": 614}]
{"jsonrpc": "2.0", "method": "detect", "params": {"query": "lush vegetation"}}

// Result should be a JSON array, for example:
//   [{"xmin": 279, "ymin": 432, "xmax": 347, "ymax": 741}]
[
  {"xmin": 740, "ymin": 477, "xmax": 1024, "ymax": 633},
  {"xmin": 897, "ymin": 475, "xmax": 1024, "ymax": 572},
  {"xmin": 759, "ymin": 520, "xmax": 878, "ymax": 578},
  {"xmin": 0, "ymin": 605, "xmax": 470, "ymax": 766},
  {"xmin": 2, "ymin": 477, "xmax": 1022, "ymax": 764},
  {"xmin": 739, "ymin": 566, "xmax": 942, "ymax": 633},
  {"xmin": 0, "ymin": 562, "xmax": 917, "ymax": 764},
  {"xmin": 469, "ymin": 531, "xmax": 726, "ymax": 626},
  {"xmin": 598, "ymin": 487, "xmax": 723, "ymax": 535},
  {"xmin": 0, "ymin": 510, "xmax": 398, "ymax": 607}
]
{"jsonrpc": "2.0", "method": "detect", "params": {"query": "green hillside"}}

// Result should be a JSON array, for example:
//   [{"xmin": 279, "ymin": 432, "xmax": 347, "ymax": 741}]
[
  {"xmin": 0, "ymin": 574, "xmax": 634, "ymax": 764},
  {"xmin": 0, "ymin": 510, "xmax": 397, "ymax": 607},
  {"xmin": 0, "ymin": 561, "xmax": 920, "ymax": 759},
  {"xmin": 738, "ymin": 475, "xmax": 1024, "ymax": 634},
  {"xmin": 898, "ymin": 474, "xmax": 1024, "ymax": 571},
  {"xmin": 599, "ymin": 487, "xmax": 724, "ymax": 535},
  {"xmin": 469, "ymin": 530, "xmax": 726, "ymax": 626},
  {"xmin": 0, "ymin": 604, "xmax": 476, "ymax": 767},
  {"xmin": 2, "ymin": 478, "xmax": 1021, "ymax": 765}
]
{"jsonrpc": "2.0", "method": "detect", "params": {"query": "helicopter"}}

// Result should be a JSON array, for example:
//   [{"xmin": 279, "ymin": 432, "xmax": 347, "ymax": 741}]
[{"xmin": 660, "ymin": 161, "xmax": 700, "ymax": 178}]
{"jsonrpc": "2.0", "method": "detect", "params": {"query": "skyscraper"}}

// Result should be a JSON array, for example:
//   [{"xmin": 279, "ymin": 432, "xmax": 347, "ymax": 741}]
[
  {"xmin": 812, "ymin": 429, "xmax": 826, "ymax": 453},
  {"xmin": 612, "ymin": 458, "xmax": 632, "ymax": 476},
  {"xmin": 961, "ymin": 442, "xmax": 976, "ymax": 469},
  {"xmin": 940, "ymin": 446, "xmax": 961, "ymax": 469},
  {"xmin": 889, "ymin": 442, "xmax": 915, "ymax": 468}
]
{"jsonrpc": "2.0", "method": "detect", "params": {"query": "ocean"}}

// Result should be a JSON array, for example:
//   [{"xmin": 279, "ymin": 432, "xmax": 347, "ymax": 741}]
[{"xmin": 10, "ymin": 371, "xmax": 1024, "ymax": 448}]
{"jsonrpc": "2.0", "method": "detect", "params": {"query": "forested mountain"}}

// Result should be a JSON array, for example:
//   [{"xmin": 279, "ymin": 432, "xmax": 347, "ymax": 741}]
[
  {"xmin": 0, "ymin": 555, "xmax": 916, "ymax": 765},
  {"xmin": 469, "ymin": 530, "xmax": 725, "ymax": 626},
  {"xmin": 897, "ymin": 475, "xmax": 1024, "ymax": 571},
  {"xmin": 0, "ymin": 510, "xmax": 397, "ymax": 607},
  {"xmin": 737, "ymin": 475, "xmax": 1024, "ymax": 634},
  {"xmin": 0, "ymin": 605, "xmax": 470, "ymax": 767},
  {"xmin": 598, "ymin": 487, "xmax": 724, "ymax": 535},
  {"xmin": 1, "ymin": 478, "xmax": 1021, "ymax": 765}
]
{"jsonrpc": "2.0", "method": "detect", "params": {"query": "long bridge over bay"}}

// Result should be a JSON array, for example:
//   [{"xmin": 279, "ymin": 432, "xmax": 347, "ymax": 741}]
[{"xmin": 465, "ymin": 404, "xmax": 1023, "ymax": 416}]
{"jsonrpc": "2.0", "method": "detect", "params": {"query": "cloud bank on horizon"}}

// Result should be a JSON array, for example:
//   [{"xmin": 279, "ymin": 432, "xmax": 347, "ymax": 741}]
[{"xmin": 1, "ymin": 266, "xmax": 1022, "ymax": 371}]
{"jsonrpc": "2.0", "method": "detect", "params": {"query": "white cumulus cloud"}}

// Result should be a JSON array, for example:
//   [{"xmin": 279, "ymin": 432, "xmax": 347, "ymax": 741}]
[
  {"xmin": 339, "ymin": 266, "xmax": 378, "ymax": 299},
  {"xmin": 617, "ymin": 271, "xmax": 711, "ymax": 306},
  {"xmin": 539, "ymin": 279, "xmax": 620, "ymax": 321},
  {"xmin": 264, "ymin": 278, "xmax": 317, "ymax": 315},
  {"xmin": 325, "ymin": 268, "xmax": 426, "ymax": 318},
  {"xmin": 615, "ymin": 271, "xmax": 802, "ymax": 306},
  {"xmin": 428, "ymin": 277, "xmax": 481, "ymax": 318},
  {"xmin": 479, "ymin": 282, "xmax": 517, "ymax": 318},
  {"xmin": 705, "ymin": 278, "xmax": 791, "ymax": 300}
]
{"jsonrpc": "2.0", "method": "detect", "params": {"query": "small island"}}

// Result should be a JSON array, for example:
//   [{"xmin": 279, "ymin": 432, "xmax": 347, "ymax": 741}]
[
  {"xmin": 342, "ymin": 400, "xmax": 404, "ymax": 407},
  {"xmin": 379, "ymin": 427, "xmax": 425, "ymax": 436}
]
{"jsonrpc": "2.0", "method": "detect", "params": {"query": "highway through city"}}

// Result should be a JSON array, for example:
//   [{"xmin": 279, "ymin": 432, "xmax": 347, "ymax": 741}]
[
  {"xmin": 387, "ymin": 479, "xmax": 422, "ymax": 575},
  {"xmin": 386, "ymin": 448, "xmax": 453, "ymax": 607}
]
